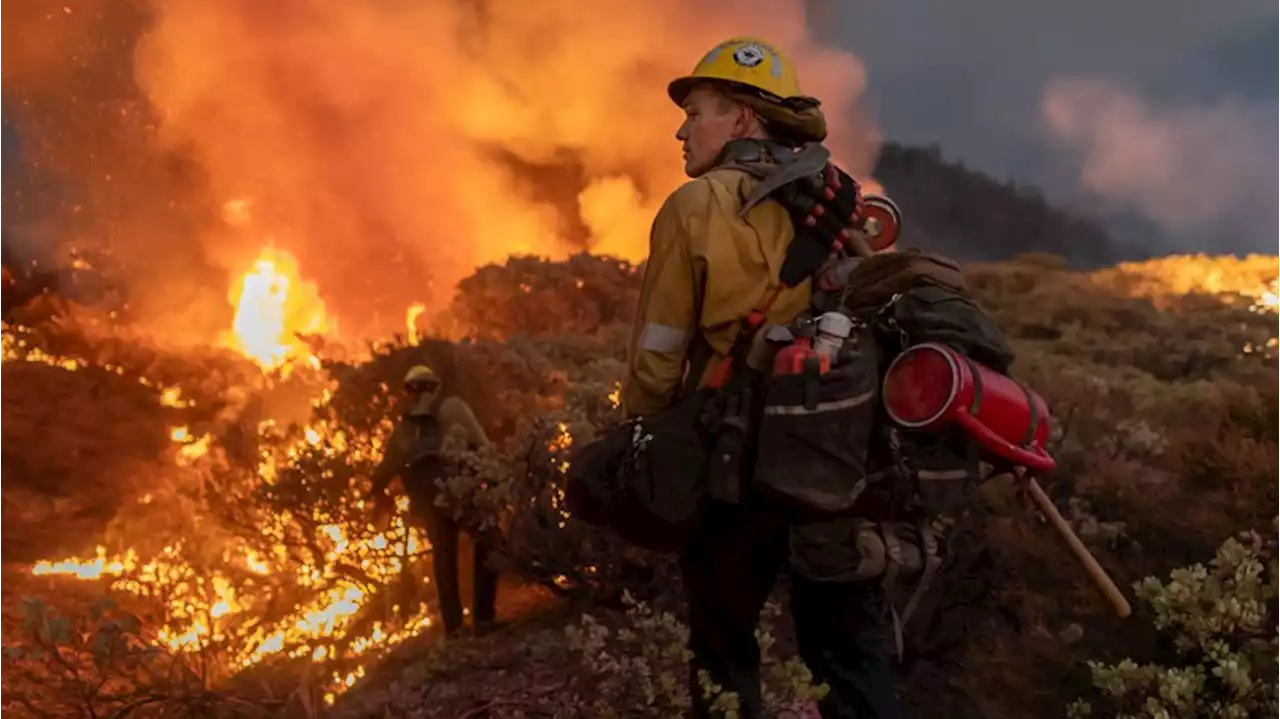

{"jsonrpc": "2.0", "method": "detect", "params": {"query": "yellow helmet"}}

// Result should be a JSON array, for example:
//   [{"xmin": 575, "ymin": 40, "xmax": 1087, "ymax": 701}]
[
  {"xmin": 668, "ymin": 37, "xmax": 807, "ymax": 106},
  {"xmin": 403, "ymin": 364, "xmax": 439, "ymax": 388}
]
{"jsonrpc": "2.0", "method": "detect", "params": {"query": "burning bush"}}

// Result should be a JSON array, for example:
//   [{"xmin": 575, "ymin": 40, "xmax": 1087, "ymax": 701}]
[
  {"xmin": 0, "ymin": 252, "xmax": 659, "ymax": 715},
  {"xmin": 2, "ymin": 596, "xmax": 252, "ymax": 718}
]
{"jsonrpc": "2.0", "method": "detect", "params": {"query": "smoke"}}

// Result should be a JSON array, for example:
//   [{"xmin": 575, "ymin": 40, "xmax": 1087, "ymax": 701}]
[
  {"xmin": 4, "ymin": 0, "xmax": 870, "ymax": 341},
  {"xmin": 1042, "ymin": 77, "xmax": 1278, "ymax": 250},
  {"xmin": 2, "ymin": 1, "xmax": 232, "ymax": 339}
]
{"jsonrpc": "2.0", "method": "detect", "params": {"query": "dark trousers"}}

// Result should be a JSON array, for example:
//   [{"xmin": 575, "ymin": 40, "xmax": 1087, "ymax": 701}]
[
  {"xmin": 407, "ymin": 487, "xmax": 499, "ymax": 635},
  {"xmin": 681, "ymin": 502, "xmax": 900, "ymax": 719}
]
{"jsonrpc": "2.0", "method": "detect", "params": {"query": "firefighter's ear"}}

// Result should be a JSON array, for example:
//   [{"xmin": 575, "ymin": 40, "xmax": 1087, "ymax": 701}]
[{"xmin": 731, "ymin": 101, "xmax": 765, "ymax": 138}]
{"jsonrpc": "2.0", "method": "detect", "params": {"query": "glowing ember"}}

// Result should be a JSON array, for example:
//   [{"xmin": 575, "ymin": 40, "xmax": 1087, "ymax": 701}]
[
  {"xmin": 1251, "ymin": 281, "xmax": 1278, "ymax": 313},
  {"xmin": 224, "ymin": 246, "xmax": 331, "ymax": 370},
  {"xmin": 33, "ymin": 546, "xmax": 137, "ymax": 581},
  {"xmin": 0, "ymin": 328, "xmax": 86, "ymax": 370}
]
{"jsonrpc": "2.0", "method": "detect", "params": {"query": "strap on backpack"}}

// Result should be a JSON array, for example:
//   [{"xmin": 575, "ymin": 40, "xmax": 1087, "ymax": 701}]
[{"xmin": 880, "ymin": 520, "xmax": 944, "ymax": 659}]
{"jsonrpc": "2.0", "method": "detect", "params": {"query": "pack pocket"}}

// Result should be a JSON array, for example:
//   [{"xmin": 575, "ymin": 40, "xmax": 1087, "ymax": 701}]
[
  {"xmin": 900, "ymin": 430, "xmax": 981, "ymax": 519},
  {"xmin": 753, "ymin": 351, "xmax": 879, "ymax": 517},
  {"xmin": 890, "ymin": 286, "xmax": 1016, "ymax": 373},
  {"xmin": 789, "ymin": 518, "xmax": 934, "ymax": 583},
  {"xmin": 790, "ymin": 518, "xmax": 946, "ymax": 657},
  {"xmin": 564, "ymin": 423, "xmax": 632, "ymax": 527},
  {"xmin": 565, "ymin": 389, "xmax": 713, "ymax": 553}
]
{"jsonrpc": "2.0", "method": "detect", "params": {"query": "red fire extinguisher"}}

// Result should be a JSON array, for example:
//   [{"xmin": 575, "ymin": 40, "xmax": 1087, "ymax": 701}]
[{"xmin": 881, "ymin": 342, "xmax": 1055, "ymax": 471}]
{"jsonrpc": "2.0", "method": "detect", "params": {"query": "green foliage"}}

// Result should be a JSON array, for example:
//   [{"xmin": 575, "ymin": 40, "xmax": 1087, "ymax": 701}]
[
  {"xmin": 1067, "ymin": 524, "xmax": 1278, "ymax": 719},
  {"xmin": 562, "ymin": 592, "xmax": 827, "ymax": 718}
]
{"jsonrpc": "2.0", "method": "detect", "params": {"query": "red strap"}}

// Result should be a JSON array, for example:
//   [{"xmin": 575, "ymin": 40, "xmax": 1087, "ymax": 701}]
[
  {"xmin": 705, "ymin": 285, "xmax": 786, "ymax": 388},
  {"xmin": 747, "ymin": 285, "xmax": 784, "ymax": 328},
  {"xmin": 706, "ymin": 361, "xmax": 733, "ymax": 389}
]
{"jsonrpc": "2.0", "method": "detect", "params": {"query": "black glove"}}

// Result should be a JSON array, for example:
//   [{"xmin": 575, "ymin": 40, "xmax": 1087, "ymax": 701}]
[{"xmin": 777, "ymin": 163, "xmax": 865, "ymax": 286}]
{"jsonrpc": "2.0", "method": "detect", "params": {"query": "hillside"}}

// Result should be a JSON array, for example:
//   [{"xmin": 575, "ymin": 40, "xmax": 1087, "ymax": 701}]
[
  {"xmin": 1, "ymin": 250, "xmax": 1276, "ymax": 718},
  {"xmin": 875, "ymin": 143, "xmax": 1144, "ymax": 267},
  {"xmin": 0, "ymin": 131, "xmax": 1274, "ymax": 716}
]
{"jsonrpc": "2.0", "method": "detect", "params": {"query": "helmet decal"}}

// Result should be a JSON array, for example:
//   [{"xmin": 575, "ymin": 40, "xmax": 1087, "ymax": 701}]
[
  {"xmin": 732, "ymin": 43, "xmax": 766, "ymax": 68},
  {"xmin": 668, "ymin": 38, "xmax": 802, "ymax": 107}
]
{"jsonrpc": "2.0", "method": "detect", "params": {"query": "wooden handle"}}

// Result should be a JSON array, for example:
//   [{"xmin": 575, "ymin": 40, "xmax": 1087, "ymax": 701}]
[
  {"xmin": 845, "ymin": 228, "xmax": 874, "ymax": 259},
  {"xmin": 1023, "ymin": 475, "xmax": 1132, "ymax": 618}
]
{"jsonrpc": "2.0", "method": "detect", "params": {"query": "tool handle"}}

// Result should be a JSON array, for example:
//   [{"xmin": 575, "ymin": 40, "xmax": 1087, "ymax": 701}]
[
  {"xmin": 844, "ymin": 228, "xmax": 874, "ymax": 259},
  {"xmin": 1023, "ymin": 475, "xmax": 1132, "ymax": 618}
]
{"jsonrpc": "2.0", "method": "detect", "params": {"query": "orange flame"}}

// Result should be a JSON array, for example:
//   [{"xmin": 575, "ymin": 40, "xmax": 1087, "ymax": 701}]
[
  {"xmin": 406, "ymin": 303, "xmax": 427, "ymax": 345},
  {"xmin": 29, "ymin": 411, "xmax": 434, "ymax": 698},
  {"xmin": 224, "ymin": 247, "xmax": 331, "ymax": 369}
]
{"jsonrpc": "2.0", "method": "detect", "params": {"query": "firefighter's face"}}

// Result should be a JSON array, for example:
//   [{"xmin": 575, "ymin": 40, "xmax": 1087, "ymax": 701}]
[
  {"xmin": 406, "ymin": 381, "xmax": 439, "ymax": 402},
  {"xmin": 676, "ymin": 85, "xmax": 759, "ymax": 178}
]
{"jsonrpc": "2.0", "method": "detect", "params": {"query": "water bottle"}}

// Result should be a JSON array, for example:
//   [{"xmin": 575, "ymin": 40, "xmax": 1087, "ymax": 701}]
[{"xmin": 813, "ymin": 312, "xmax": 854, "ymax": 360}]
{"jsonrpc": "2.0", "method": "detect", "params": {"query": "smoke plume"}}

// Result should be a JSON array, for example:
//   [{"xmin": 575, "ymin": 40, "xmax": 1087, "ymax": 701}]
[
  {"xmin": 3, "ymin": 1, "xmax": 876, "ymax": 342},
  {"xmin": 1042, "ymin": 77, "xmax": 1278, "ymax": 250}
]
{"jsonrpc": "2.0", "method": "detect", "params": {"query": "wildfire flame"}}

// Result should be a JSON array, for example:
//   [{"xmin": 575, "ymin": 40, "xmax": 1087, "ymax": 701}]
[
  {"xmin": 26, "ymin": 398, "xmax": 432, "ymax": 701},
  {"xmin": 7, "ymin": 289, "xmax": 429, "ymax": 701},
  {"xmin": 406, "ymin": 303, "xmax": 427, "ymax": 346},
  {"xmin": 224, "ymin": 246, "xmax": 331, "ymax": 370},
  {"xmin": 1255, "ymin": 283, "xmax": 1279, "ymax": 313}
]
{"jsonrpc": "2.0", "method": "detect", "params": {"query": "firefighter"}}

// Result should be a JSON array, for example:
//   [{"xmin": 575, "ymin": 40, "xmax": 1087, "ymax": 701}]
[
  {"xmin": 370, "ymin": 364, "xmax": 501, "ymax": 638},
  {"xmin": 623, "ymin": 38, "xmax": 899, "ymax": 718}
]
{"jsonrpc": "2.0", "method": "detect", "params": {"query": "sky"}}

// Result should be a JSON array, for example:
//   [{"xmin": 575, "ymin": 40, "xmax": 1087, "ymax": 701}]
[{"xmin": 812, "ymin": 0, "xmax": 1279, "ymax": 254}]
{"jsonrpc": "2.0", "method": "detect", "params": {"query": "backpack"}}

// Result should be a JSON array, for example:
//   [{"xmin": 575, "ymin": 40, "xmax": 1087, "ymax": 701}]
[
  {"xmin": 398, "ymin": 394, "xmax": 449, "ymax": 498},
  {"xmin": 753, "ymin": 252, "xmax": 1017, "ymax": 520},
  {"xmin": 762, "ymin": 252, "xmax": 1025, "ymax": 654},
  {"xmin": 564, "ymin": 387, "xmax": 714, "ymax": 553},
  {"xmin": 563, "ymin": 263, "xmax": 1010, "ymax": 555}
]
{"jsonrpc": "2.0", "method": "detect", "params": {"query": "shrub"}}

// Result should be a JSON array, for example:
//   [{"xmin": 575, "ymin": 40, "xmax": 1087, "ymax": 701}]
[
  {"xmin": 4, "ymin": 253, "xmax": 1277, "ymax": 718},
  {"xmin": 1067, "ymin": 523, "xmax": 1278, "ymax": 719},
  {"xmin": 564, "ymin": 592, "xmax": 828, "ymax": 718},
  {"xmin": 1, "ymin": 595, "xmax": 278, "ymax": 718}
]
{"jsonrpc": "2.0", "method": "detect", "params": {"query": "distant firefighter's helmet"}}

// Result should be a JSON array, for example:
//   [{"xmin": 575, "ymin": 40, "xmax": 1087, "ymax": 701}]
[{"xmin": 403, "ymin": 364, "xmax": 439, "ymax": 390}]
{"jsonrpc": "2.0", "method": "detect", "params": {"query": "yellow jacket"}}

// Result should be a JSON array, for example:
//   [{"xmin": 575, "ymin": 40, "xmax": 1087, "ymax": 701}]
[{"xmin": 622, "ymin": 167, "xmax": 812, "ymax": 416}]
